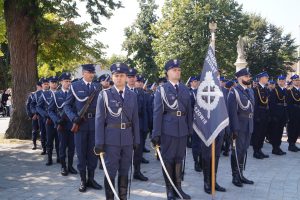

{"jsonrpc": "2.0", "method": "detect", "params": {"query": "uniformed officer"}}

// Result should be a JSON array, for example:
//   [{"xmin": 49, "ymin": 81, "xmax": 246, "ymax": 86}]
[
  {"xmin": 94, "ymin": 63, "xmax": 140, "ymax": 200},
  {"xmin": 31, "ymin": 78, "xmax": 49, "ymax": 155},
  {"xmin": 64, "ymin": 64, "xmax": 102, "ymax": 192},
  {"xmin": 152, "ymin": 59, "xmax": 193, "ymax": 200},
  {"xmin": 26, "ymin": 81, "xmax": 42, "ymax": 150},
  {"xmin": 126, "ymin": 69, "xmax": 149, "ymax": 181},
  {"xmin": 136, "ymin": 75, "xmax": 151, "ymax": 156},
  {"xmin": 99, "ymin": 73, "xmax": 111, "ymax": 90},
  {"xmin": 228, "ymin": 68, "xmax": 254, "ymax": 187},
  {"xmin": 286, "ymin": 74, "xmax": 300, "ymax": 152},
  {"xmin": 48, "ymin": 72, "xmax": 78, "ymax": 176},
  {"xmin": 37, "ymin": 76, "xmax": 60, "ymax": 165},
  {"xmin": 222, "ymin": 80, "xmax": 234, "ymax": 156},
  {"xmin": 269, "ymin": 75, "xmax": 288, "ymax": 155},
  {"xmin": 252, "ymin": 72, "xmax": 270, "ymax": 159},
  {"xmin": 188, "ymin": 76, "xmax": 202, "ymax": 172},
  {"xmin": 146, "ymin": 82, "xmax": 156, "ymax": 138}
]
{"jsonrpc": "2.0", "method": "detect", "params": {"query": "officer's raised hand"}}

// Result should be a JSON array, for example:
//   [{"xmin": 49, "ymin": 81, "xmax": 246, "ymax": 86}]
[
  {"xmin": 151, "ymin": 136, "xmax": 160, "ymax": 147},
  {"xmin": 94, "ymin": 145, "xmax": 105, "ymax": 155}
]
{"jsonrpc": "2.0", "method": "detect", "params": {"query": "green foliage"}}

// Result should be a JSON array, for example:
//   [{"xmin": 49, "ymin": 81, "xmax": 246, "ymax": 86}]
[
  {"xmin": 123, "ymin": 0, "xmax": 159, "ymax": 82},
  {"xmin": 151, "ymin": 0, "xmax": 248, "ymax": 80},
  {"xmin": 244, "ymin": 14, "xmax": 298, "ymax": 78},
  {"xmin": 103, "ymin": 54, "xmax": 127, "ymax": 69},
  {"xmin": 37, "ymin": 13, "xmax": 106, "ymax": 77}
]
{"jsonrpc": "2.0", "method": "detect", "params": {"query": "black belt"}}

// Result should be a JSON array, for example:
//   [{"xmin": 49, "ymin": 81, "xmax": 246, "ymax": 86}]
[
  {"xmin": 106, "ymin": 122, "xmax": 132, "ymax": 129},
  {"xmin": 163, "ymin": 111, "xmax": 186, "ymax": 117},
  {"xmin": 238, "ymin": 112, "xmax": 253, "ymax": 119},
  {"xmin": 258, "ymin": 106, "xmax": 269, "ymax": 110},
  {"xmin": 293, "ymin": 104, "xmax": 300, "ymax": 108},
  {"xmin": 276, "ymin": 103, "xmax": 287, "ymax": 106},
  {"xmin": 85, "ymin": 112, "xmax": 96, "ymax": 118}
]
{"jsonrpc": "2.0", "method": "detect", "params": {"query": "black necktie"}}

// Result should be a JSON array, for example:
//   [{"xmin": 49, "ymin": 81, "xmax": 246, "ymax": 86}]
[
  {"xmin": 119, "ymin": 90, "xmax": 124, "ymax": 102},
  {"xmin": 87, "ymin": 83, "xmax": 91, "ymax": 94},
  {"xmin": 175, "ymin": 84, "xmax": 179, "ymax": 93},
  {"xmin": 64, "ymin": 91, "xmax": 67, "ymax": 97}
]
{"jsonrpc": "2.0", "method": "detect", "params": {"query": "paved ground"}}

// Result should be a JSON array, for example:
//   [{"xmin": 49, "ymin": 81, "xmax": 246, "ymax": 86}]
[{"xmin": 1, "ymin": 118, "xmax": 300, "ymax": 200}]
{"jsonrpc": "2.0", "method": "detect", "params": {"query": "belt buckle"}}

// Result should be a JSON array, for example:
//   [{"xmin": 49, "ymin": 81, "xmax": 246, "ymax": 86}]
[
  {"xmin": 121, "ymin": 123, "xmax": 126, "ymax": 130},
  {"xmin": 176, "ymin": 111, "xmax": 182, "ymax": 117},
  {"xmin": 88, "ymin": 113, "xmax": 93, "ymax": 118}
]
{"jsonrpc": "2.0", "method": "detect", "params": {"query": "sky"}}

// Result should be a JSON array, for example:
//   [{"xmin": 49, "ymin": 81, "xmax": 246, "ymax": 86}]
[{"xmin": 76, "ymin": 0, "xmax": 300, "ymax": 57}]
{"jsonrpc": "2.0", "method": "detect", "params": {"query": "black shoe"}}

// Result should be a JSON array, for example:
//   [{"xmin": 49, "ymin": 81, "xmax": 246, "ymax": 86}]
[
  {"xmin": 143, "ymin": 147, "xmax": 150, "ymax": 153},
  {"xmin": 231, "ymin": 155, "xmax": 243, "ymax": 187},
  {"xmin": 105, "ymin": 177, "xmax": 114, "ymax": 200},
  {"xmin": 223, "ymin": 151, "xmax": 229, "ymax": 157},
  {"xmin": 253, "ymin": 151, "xmax": 264, "ymax": 159},
  {"xmin": 32, "ymin": 145, "xmax": 37, "ymax": 150},
  {"xmin": 215, "ymin": 182, "xmax": 226, "ymax": 192},
  {"xmin": 61, "ymin": 167, "xmax": 68, "ymax": 176},
  {"xmin": 68, "ymin": 166, "xmax": 78, "ymax": 174},
  {"xmin": 174, "ymin": 162, "xmax": 191, "ymax": 199},
  {"xmin": 288, "ymin": 144, "xmax": 298, "ymax": 152},
  {"xmin": 46, "ymin": 153, "xmax": 53, "ymax": 166},
  {"xmin": 279, "ymin": 148, "xmax": 287, "ymax": 155},
  {"xmin": 295, "ymin": 145, "xmax": 300, "ymax": 151},
  {"xmin": 41, "ymin": 151, "xmax": 46, "ymax": 155},
  {"xmin": 79, "ymin": 172, "xmax": 87, "ymax": 192},
  {"xmin": 259, "ymin": 150, "xmax": 269, "ymax": 158},
  {"xmin": 194, "ymin": 161, "xmax": 202, "ymax": 172},
  {"xmin": 133, "ymin": 171, "xmax": 148, "ymax": 181},
  {"xmin": 141, "ymin": 157, "xmax": 149, "ymax": 164},
  {"xmin": 272, "ymin": 148, "xmax": 286, "ymax": 155},
  {"xmin": 118, "ymin": 176, "xmax": 128, "ymax": 200},
  {"xmin": 134, "ymin": 164, "xmax": 148, "ymax": 181},
  {"xmin": 87, "ymin": 171, "xmax": 102, "ymax": 190}
]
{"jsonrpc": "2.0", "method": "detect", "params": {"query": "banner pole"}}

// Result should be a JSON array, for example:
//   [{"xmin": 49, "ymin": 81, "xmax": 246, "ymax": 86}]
[{"xmin": 211, "ymin": 140, "xmax": 216, "ymax": 200}]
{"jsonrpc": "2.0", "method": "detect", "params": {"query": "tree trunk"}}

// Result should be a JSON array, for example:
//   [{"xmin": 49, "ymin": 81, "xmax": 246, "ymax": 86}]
[{"xmin": 4, "ymin": 0, "xmax": 38, "ymax": 139}]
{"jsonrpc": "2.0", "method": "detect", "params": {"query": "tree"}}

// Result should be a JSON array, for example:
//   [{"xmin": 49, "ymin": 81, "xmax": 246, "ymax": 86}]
[
  {"xmin": 123, "ymin": 0, "xmax": 159, "ymax": 82},
  {"xmin": 4, "ymin": 0, "xmax": 121, "ymax": 139},
  {"xmin": 152, "ymin": 0, "xmax": 248, "ymax": 80},
  {"xmin": 244, "ymin": 14, "xmax": 298, "ymax": 78}
]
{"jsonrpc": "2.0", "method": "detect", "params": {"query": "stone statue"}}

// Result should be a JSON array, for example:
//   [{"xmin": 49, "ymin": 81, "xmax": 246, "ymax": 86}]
[
  {"xmin": 237, "ymin": 35, "xmax": 246, "ymax": 61},
  {"xmin": 234, "ymin": 35, "xmax": 248, "ymax": 72}
]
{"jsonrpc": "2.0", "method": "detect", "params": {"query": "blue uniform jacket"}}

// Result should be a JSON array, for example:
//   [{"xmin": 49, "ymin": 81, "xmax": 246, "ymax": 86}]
[
  {"xmin": 152, "ymin": 81, "xmax": 193, "ymax": 138},
  {"xmin": 30, "ymin": 90, "xmax": 42, "ymax": 115},
  {"xmin": 48, "ymin": 90, "xmax": 72, "ymax": 128},
  {"xmin": 64, "ymin": 79, "xmax": 100, "ymax": 131},
  {"xmin": 95, "ymin": 86, "xmax": 140, "ymax": 146},
  {"xmin": 227, "ymin": 84, "xmax": 254, "ymax": 135},
  {"xmin": 36, "ymin": 90, "xmax": 53, "ymax": 119}
]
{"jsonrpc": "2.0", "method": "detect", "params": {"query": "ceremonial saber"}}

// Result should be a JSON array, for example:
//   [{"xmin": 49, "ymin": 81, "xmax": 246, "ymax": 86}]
[
  {"xmin": 185, "ymin": 77, "xmax": 191, "ymax": 86},
  {"xmin": 143, "ymin": 79, "xmax": 149, "ymax": 90},
  {"xmin": 104, "ymin": 75, "xmax": 110, "ymax": 82},
  {"xmin": 233, "ymin": 140, "xmax": 242, "ymax": 179},
  {"xmin": 154, "ymin": 146, "xmax": 184, "ymax": 199},
  {"xmin": 99, "ymin": 153, "xmax": 120, "ymax": 200}
]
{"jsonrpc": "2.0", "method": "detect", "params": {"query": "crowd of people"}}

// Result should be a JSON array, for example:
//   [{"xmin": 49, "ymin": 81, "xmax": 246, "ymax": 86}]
[
  {"xmin": 25, "ymin": 61, "xmax": 300, "ymax": 200},
  {"xmin": 0, "ymin": 88, "xmax": 12, "ymax": 117}
]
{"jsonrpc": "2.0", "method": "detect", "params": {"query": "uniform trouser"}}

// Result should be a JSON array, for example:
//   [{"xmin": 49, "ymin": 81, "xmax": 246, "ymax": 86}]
[
  {"xmin": 133, "ymin": 130, "xmax": 146, "ymax": 165},
  {"xmin": 161, "ymin": 134, "xmax": 187, "ymax": 165},
  {"xmin": 105, "ymin": 145, "xmax": 133, "ymax": 179},
  {"xmin": 32, "ymin": 119, "xmax": 39, "ymax": 144},
  {"xmin": 74, "ymin": 129, "xmax": 97, "ymax": 173},
  {"xmin": 58, "ymin": 128, "xmax": 75, "ymax": 162},
  {"xmin": 46, "ymin": 123, "xmax": 59, "ymax": 157},
  {"xmin": 223, "ymin": 128, "xmax": 231, "ymax": 152},
  {"xmin": 201, "ymin": 131, "xmax": 224, "ymax": 160},
  {"xmin": 38, "ymin": 117, "xmax": 47, "ymax": 150},
  {"xmin": 270, "ymin": 119, "xmax": 285, "ymax": 149},
  {"xmin": 287, "ymin": 120, "xmax": 300, "ymax": 145},
  {"xmin": 234, "ymin": 131, "xmax": 252, "ymax": 161},
  {"xmin": 252, "ymin": 118, "xmax": 269, "ymax": 151},
  {"xmin": 192, "ymin": 131, "xmax": 202, "ymax": 162}
]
